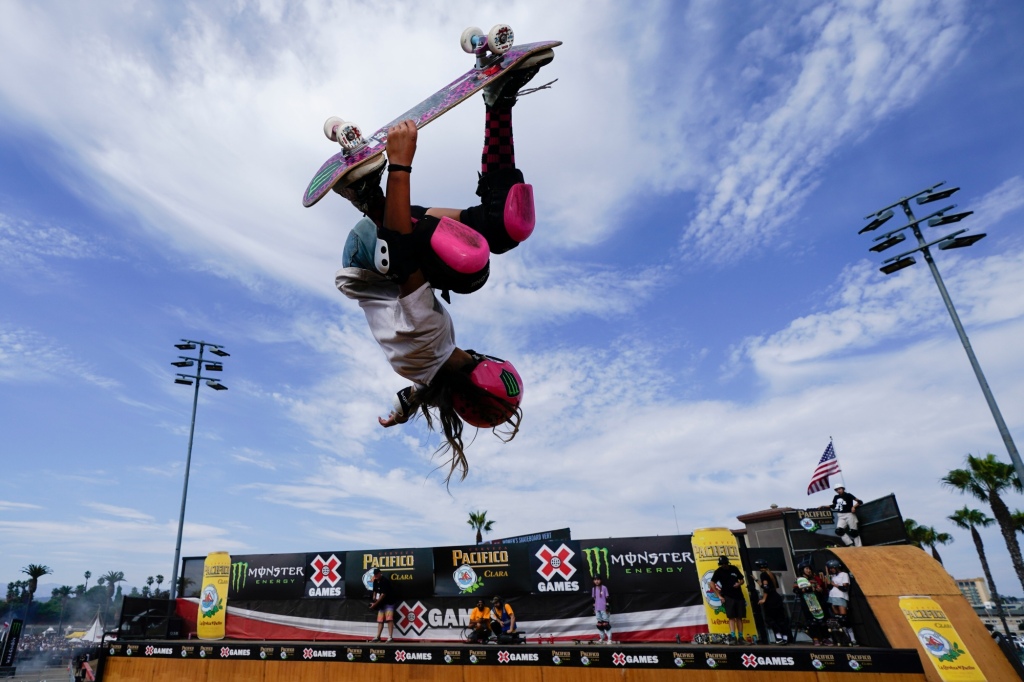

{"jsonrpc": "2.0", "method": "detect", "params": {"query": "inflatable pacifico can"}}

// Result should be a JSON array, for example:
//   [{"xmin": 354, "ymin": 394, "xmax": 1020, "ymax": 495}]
[
  {"xmin": 899, "ymin": 596, "xmax": 986, "ymax": 681},
  {"xmin": 692, "ymin": 527, "xmax": 755, "ymax": 635},
  {"xmin": 197, "ymin": 551, "xmax": 231, "ymax": 640}
]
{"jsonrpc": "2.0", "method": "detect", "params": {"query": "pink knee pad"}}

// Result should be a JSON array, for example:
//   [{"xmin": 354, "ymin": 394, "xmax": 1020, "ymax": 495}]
[
  {"xmin": 504, "ymin": 183, "xmax": 535, "ymax": 243},
  {"xmin": 429, "ymin": 216, "xmax": 490, "ymax": 274}
]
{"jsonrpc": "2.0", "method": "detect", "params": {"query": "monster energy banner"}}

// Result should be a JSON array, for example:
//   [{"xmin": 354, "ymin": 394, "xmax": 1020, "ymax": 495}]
[
  {"xmin": 0, "ymin": 619, "xmax": 23, "ymax": 667},
  {"xmin": 345, "ymin": 548, "xmax": 434, "ymax": 598},
  {"xmin": 432, "ymin": 544, "xmax": 533, "ymax": 597},
  {"xmin": 580, "ymin": 536, "xmax": 699, "ymax": 593},
  {"xmin": 227, "ymin": 553, "xmax": 306, "ymax": 600}
]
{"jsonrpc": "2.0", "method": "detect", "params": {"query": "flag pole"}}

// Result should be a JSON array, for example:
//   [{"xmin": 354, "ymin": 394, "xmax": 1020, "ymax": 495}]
[{"xmin": 831, "ymin": 436, "xmax": 847, "ymax": 488}]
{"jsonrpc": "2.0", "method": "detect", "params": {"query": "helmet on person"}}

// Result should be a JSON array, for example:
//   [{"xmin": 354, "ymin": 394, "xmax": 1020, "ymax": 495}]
[
  {"xmin": 453, "ymin": 352, "xmax": 523, "ymax": 428},
  {"xmin": 717, "ymin": 556, "xmax": 730, "ymax": 566},
  {"xmin": 825, "ymin": 559, "xmax": 842, "ymax": 571}
]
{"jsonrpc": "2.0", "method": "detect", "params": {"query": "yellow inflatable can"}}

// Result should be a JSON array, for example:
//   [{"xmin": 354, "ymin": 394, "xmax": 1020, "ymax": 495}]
[
  {"xmin": 197, "ymin": 551, "xmax": 231, "ymax": 640},
  {"xmin": 899, "ymin": 596, "xmax": 986, "ymax": 681},
  {"xmin": 692, "ymin": 527, "xmax": 755, "ymax": 636}
]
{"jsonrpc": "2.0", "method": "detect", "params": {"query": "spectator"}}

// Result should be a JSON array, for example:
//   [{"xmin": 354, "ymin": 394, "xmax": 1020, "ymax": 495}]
[
  {"xmin": 369, "ymin": 568, "xmax": 395, "ymax": 642},
  {"xmin": 467, "ymin": 598, "xmax": 491, "ymax": 643},
  {"xmin": 709, "ymin": 556, "xmax": 747, "ymax": 645},
  {"xmin": 490, "ymin": 596, "xmax": 516, "ymax": 636},
  {"xmin": 754, "ymin": 559, "xmax": 789, "ymax": 645}
]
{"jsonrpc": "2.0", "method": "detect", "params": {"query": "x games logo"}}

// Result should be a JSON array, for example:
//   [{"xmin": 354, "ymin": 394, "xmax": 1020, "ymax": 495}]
[{"xmin": 536, "ymin": 544, "xmax": 576, "ymax": 580}]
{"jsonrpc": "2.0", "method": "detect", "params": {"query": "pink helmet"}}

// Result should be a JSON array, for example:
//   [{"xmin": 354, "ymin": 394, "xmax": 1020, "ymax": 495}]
[{"xmin": 453, "ymin": 353, "xmax": 524, "ymax": 428}]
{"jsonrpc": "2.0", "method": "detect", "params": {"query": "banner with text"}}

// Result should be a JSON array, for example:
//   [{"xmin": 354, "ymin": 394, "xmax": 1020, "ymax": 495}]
[
  {"xmin": 344, "ymin": 548, "xmax": 434, "ymax": 599},
  {"xmin": 579, "ymin": 535, "xmax": 698, "ymax": 593},
  {"xmin": 432, "ymin": 544, "xmax": 533, "ymax": 597}
]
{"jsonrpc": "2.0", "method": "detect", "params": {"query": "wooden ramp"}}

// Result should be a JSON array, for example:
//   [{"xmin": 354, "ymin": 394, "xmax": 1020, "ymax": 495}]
[{"xmin": 832, "ymin": 544, "xmax": 1017, "ymax": 681}]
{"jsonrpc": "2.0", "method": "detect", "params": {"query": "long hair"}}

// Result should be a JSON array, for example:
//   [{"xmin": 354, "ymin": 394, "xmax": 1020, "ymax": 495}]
[{"xmin": 411, "ymin": 365, "xmax": 522, "ymax": 484}]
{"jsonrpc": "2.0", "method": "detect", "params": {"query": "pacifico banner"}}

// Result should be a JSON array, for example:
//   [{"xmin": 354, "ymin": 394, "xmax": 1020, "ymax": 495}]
[
  {"xmin": 345, "ymin": 548, "xmax": 434, "ymax": 599},
  {"xmin": 579, "ymin": 535, "xmax": 699, "ymax": 593},
  {"xmin": 691, "ymin": 528, "xmax": 756, "ymax": 635},
  {"xmin": 899, "ymin": 596, "xmax": 986, "ymax": 682},
  {"xmin": 432, "ymin": 544, "xmax": 532, "ymax": 597},
  {"xmin": 197, "ymin": 551, "xmax": 231, "ymax": 640}
]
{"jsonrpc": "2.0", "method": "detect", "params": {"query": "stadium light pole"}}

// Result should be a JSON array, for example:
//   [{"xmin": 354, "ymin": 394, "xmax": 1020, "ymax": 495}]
[
  {"xmin": 168, "ymin": 339, "xmax": 230, "ymax": 601},
  {"xmin": 857, "ymin": 182, "xmax": 1023, "ymax": 484}
]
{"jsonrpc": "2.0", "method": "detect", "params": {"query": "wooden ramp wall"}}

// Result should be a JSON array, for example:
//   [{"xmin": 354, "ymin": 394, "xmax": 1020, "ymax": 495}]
[
  {"xmin": 832, "ymin": 545, "xmax": 1016, "ymax": 682},
  {"xmin": 101, "ymin": 657, "xmax": 926, "ymax": 682}
]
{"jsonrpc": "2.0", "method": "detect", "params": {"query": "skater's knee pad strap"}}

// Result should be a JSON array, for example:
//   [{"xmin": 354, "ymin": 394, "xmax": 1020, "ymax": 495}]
[{"xmin": 429, "ymin": 216, "xmax": 490, "ymax": 274}]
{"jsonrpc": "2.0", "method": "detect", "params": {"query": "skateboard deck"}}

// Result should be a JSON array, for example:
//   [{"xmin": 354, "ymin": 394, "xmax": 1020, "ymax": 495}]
[
  {"xmin": 802, "ymin": 591, "xmax": 825, "ymax": 620},
  {"xmin": 302, "ymin": 39, "xmax": 560, "ymax": 207}
]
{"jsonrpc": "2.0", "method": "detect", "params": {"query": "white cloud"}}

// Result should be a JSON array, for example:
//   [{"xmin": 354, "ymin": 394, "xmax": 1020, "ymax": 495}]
[{"xmin": 681, "ymin": 0, "xmax": 971, "ymax": 261}]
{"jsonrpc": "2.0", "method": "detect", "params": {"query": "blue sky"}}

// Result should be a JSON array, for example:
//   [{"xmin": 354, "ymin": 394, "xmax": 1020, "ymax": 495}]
[{"xmin": 3, "ymin": 0, "xmax": 1024, "ymax": 601}]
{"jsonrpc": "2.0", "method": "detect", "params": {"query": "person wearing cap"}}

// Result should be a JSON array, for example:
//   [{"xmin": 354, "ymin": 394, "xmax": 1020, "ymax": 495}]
[
  {"xmin": 709, "ymin": 555, "xmax": 747, "ymax": 645},
  {"xmin": 369, "ymin": 568, "xmax": 396, "ymax": 642},
  {"xmin": 489, "ymin": 595, "xmax": 516, "ymax": 636},
  {"xmin": 829, "ymin": 486, "xmax": 864, "ymax": 547}
]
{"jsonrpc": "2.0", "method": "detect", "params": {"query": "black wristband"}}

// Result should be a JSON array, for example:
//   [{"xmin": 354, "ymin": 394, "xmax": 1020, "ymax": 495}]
[{"xmin": 388, "ymin": 164, "xmax": 412, "ymax": 173}]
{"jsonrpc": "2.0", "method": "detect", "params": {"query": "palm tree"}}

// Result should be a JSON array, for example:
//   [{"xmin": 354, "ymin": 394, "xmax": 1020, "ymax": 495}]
[
  {"xmin": 949, "ymin": 506, "xmax": 1010, "ymax": 636},
  {"xmin": 942, "ymin": 453, "xmax": 1024, "ymax": 592},
  {"xmin": 155, "ymin": 575, "xmax": 165, "ymax": 598},
  {"xmin": 100, "ymin": 571, "xmax": 125, "ymax": 602},
  {"xmin": 21, "ymin": 564, "xmax": 52, "ymax": 607},
  {"xmin": 467, "ymin": 510, "xmax": 495, "ymax": 545},
  {"xmin": 175, "ymin": 575, "xmax": 195, "ymax": 598},
  {"xmin": 923, "ymin": 527, "xmax": 953, "ymax": 565},
  {"xmin": 84, "ymin": 571, "xmax": 91, "ymax": 591}
]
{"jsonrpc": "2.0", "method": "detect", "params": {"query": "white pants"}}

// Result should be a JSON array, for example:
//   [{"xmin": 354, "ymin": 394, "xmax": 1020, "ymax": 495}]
[{"xmin": 836, "ymin": 512, "xmax": 861, "ymax": 546}]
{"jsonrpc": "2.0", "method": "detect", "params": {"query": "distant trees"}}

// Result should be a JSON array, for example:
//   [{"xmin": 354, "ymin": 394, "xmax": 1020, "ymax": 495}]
[{"xmin": 467, "ymin": 510, "xmax": 495, "ymax": 545}]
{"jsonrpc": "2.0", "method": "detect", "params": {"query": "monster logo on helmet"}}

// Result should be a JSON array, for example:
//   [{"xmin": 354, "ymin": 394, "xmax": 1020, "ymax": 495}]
[{"xmin": 453, "ymin": 352, "xmax": 523, "ymax": 428}]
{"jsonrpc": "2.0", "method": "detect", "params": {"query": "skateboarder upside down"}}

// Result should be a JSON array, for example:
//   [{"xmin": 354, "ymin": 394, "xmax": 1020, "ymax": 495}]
[{"xmin": 334, "ymin": 52, "xmax": 552, "ymax": 482}]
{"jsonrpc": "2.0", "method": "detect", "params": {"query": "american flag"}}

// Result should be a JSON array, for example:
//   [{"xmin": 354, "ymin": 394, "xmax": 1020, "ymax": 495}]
[{"xmin": 807, "ymin": 442, "xmax": 841, "ymax": 494}]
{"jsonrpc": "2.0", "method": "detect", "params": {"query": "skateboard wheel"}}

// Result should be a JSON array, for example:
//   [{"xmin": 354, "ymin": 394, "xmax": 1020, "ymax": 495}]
[
  {"xmin": 323, "ymin": 116, "xmax": 345, "ymax": 142},
  {"xmin": 487, "ymin": 24, "xmax": 514, "ymax": 54},
  {"xmin": 461, "ymin": 26, "xmax": 484, "ymax": 53}
]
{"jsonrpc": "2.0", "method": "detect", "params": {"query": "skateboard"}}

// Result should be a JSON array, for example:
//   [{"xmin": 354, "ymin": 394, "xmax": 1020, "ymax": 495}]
[
  {"xmin": 802, "ymin": 591, "xmax": 825, "ymax": 620},
  {"xmin": 302, "ymin": 25, "xmax": 559, "ymax": 207}
]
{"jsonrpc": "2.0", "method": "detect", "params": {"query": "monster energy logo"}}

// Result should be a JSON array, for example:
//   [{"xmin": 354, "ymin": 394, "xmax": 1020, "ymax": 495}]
[
  {"xmin": 231, "ymin": 562, "xmax": 249, "ymax": 593},
  {"xmin": 499, "ymin": 369, "xmax": 521, "ymax": 397},
  {"xmin": 583, "ymin": 548, "xmax": 610, "ymax": 578}
]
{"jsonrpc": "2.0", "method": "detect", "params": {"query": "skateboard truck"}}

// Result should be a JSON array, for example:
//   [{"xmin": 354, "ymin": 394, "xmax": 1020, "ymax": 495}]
[
  {"xmin": 324, "ymin": 116, "xmax": 367, "ymax": 155},
  {"xmin": 461, "ymin": 24, "xmax": 514, "ymax": 71}
]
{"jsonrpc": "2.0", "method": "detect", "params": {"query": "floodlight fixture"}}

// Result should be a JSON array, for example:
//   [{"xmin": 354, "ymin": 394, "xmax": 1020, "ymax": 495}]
[
  {"xmin": 927, "ymin": 210, "xmax": 973, "ymax": 228},
  {"xmin": 169, "ymin": 338, "xmax": 228, "ymax": 601},
  {"xmin": 870, "ymin": 234, "xmax": 906, "ymax": 252},
  {"xmin": 855, "ymin": 180, "xmax": 1023, "ymax": 508},
  {"xmin": 916, "ymin": 186, "xmax": 959, "ymax": 204},
  {"xmin": 858, "ymin": 209, "xmax": 894, "ymax": 234},
  {"xmin": 939, "ymin": 233, "xmax": 987, "ymax": 250},
  {"xmin": 880, "ymin": 257, "xmax": 916, "ymax": 275}
]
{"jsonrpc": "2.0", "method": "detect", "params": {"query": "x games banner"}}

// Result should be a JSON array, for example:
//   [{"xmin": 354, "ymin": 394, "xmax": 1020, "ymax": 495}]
[{"xmin": 579, "ymin": 536, "xmax": 699, "ymax": 593}]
